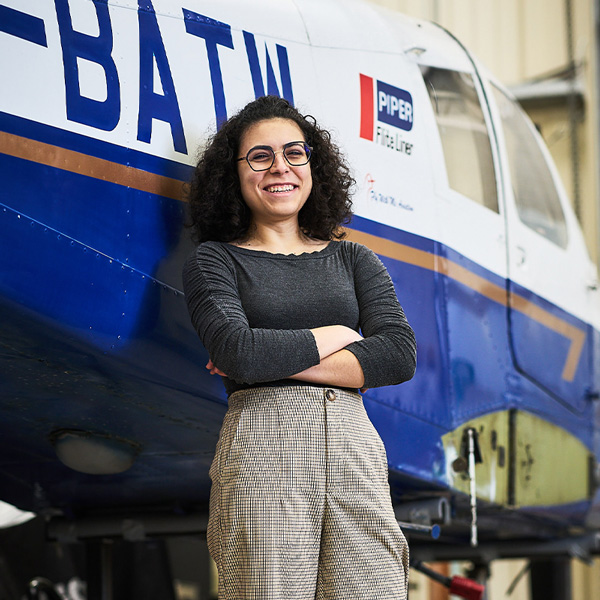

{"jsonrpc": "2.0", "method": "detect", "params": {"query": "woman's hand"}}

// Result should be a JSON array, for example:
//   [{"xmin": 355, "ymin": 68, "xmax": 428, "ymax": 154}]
[
  {"xmin": 289, "ymin": 348, "xmax": 365, "ymax": 389},
  {"xmin": 286, "ymin": 326, "xmax": 365, "ymax": 388},
  {"xmin": 310, "ymin": 325, "xmax": 363, "ymax": 360},
  {"xmin": 206, "ymin": 359, "xmax": 228, "ymax": 377}
]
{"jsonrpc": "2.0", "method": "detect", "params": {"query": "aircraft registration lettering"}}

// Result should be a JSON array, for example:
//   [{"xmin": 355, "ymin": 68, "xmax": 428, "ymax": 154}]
[
  {"xmin": 0, "ymin": 5, "xmax": 48, "ymax": 47},
  {"xmin": 55, "ymin": 0, "xmax": 121, "ymax": 133},
  {"xmin": 0, "ymin": 0, "xmax": 295, "ymax": 155}
]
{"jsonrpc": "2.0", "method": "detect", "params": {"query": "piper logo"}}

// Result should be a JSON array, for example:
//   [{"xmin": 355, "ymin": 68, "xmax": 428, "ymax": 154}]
[
  {"xmin": 377, "ymin": 80, "xmax": 413, "ymax": 130},
  {"xmin": 360, "ymin": 74, "xmax": 414, "ymax": 155}
]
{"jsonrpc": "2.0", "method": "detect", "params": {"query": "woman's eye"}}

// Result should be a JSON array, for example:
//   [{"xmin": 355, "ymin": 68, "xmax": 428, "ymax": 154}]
[
  {"xmin": 285, "ymin": 147, "xmax": 306, "ymax": 159},
  {"xmin": 249, "ymin": 151, "xmax": 271, "ymax": 162}
]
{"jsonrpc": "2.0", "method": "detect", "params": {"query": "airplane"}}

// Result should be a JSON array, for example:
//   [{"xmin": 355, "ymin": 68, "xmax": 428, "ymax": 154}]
[{"xmin": 1, "ymin": 0, "xmax": 599, "ymax": 598}]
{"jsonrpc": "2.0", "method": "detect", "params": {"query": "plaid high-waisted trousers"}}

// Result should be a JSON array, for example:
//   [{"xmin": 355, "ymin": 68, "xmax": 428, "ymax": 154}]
[{"xmin": 207, "ymin": 385, "xmax": 409, "ymax": 599}]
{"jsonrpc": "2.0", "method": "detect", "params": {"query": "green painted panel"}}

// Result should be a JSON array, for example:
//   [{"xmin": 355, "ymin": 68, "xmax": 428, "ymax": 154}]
[
  {"xmin": 442, "ymin": 411, "xmax": 510, "ymax": 504},
  {"xmin": 515, "ymin": 411, "xmax": 591, "ymax": 506},
  {"xmin": 442, "ymin": 410, "xmax": 593, "ymax": 507}
]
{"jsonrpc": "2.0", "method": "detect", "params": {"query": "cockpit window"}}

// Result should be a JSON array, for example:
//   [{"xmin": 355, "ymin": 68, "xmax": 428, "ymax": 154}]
[
  {"xmin": 491, "ymin": 85, "xmax": 568, "ymax": 248},
  {"xmin": 420, "ymin": 66, "xmax": 498, "ymax": 212}
]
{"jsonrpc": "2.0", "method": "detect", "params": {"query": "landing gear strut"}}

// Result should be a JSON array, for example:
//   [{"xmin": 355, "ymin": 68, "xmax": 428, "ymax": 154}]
[{"xmin": 530, "ymin": 558, "xmax": 572, "ymax": 600}]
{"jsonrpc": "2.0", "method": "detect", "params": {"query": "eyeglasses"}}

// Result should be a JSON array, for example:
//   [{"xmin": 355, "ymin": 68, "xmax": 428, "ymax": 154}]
[{"xmin": 237, "ymin": 141, "xmax": 313, "ymax": 171}]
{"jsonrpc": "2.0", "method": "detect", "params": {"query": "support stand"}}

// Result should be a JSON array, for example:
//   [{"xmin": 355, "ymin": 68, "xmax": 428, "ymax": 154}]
[{"xmin": 86, "ymin": 540, "xmax": 114, "ymax": 600}]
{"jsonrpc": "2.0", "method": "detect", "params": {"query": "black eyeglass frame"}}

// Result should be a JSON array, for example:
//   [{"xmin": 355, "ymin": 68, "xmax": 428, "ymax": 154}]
[{"xmin": 236, "ymin": 141, "xmax": 313, "ymax": 172}]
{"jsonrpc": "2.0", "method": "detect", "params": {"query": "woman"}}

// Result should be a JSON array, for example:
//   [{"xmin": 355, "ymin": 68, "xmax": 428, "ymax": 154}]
[{"xmin": 183, "ymin": 95, "xmax": 416, "ymax": 600}]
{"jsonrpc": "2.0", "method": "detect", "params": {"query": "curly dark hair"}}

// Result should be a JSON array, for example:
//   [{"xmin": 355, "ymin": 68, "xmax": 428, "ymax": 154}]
[{"xmin": 186, "ymin": 96, "xmax": 355, "ymax": 244}]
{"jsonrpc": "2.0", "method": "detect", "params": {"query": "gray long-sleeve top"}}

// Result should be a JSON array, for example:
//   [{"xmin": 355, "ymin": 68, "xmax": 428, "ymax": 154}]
[{"xmin": 182, "ymin": 239, "xmax": 416, "ymax": 396}]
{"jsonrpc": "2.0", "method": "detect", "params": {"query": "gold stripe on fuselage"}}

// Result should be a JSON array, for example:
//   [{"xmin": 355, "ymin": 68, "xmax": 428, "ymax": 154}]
[
  {"xmin": 1, "ymin": 132, "xmax": 585, "ymax": 381},
  {"xmin": 0, "ymin": 130, "xmax": 183, "ymax": 201},
  {"xmin": 344, "ymin": 229, "xmax": 585, "ymax": 382}
]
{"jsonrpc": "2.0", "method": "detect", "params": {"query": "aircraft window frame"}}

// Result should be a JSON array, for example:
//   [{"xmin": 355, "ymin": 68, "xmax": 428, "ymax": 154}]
[
  {"xmin": 490, "ymin": 84, "xmax": 568, "ymax": 249},
  {"xmin": 419, "ymin": 65, "xmax": 499, "ymax": 213}
]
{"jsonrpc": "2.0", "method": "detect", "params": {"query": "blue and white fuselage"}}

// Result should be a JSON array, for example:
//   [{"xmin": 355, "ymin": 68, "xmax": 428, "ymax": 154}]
[{"xmin": 1, "ymin": 0, "xmax": 599, "ymax": 553}]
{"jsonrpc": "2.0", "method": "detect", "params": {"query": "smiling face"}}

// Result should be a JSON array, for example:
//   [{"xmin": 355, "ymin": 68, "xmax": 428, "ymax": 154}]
[{"xmin": 237, "ymin": 118, "xmax": 312, "ymax": 229}]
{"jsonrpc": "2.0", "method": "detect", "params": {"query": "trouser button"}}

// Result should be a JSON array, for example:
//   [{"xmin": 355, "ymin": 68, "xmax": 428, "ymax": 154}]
[{"xmin": 325, "ymin": 389, "xmax": 336, "ymax": 402}]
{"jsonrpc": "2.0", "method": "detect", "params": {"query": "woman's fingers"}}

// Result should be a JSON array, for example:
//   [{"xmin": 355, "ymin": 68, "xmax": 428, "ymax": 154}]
[{"xmin": 206, "ymin": 359, "xmax": 227, "ymax": 377}]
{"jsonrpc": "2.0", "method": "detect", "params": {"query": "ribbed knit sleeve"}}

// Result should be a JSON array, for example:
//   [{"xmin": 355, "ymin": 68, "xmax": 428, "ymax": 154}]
[
  {"xmin": 182, "ymin": 242, "xmax": 321, "ymax": 385},
  {"xmin": 344, "ymin": 243, "xmax": 417, "ymax": 388}
]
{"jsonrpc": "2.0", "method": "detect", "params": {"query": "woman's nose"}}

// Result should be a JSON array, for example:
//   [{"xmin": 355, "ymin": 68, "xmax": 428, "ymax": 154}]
[{"xmin": 269, "ymin": 151, "xmax": 290, "ymax": 173}]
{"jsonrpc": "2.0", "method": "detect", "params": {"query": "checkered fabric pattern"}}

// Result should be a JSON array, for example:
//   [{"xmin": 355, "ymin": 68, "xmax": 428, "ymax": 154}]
[{"xmin": 207, "ymin": 385, "xmax": 409, "ymax": 599}]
